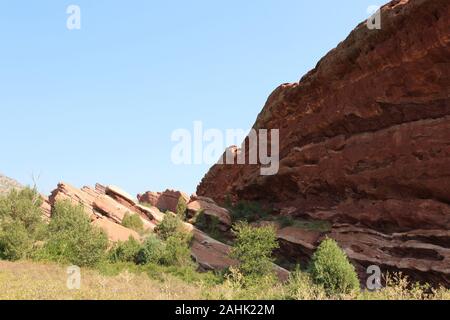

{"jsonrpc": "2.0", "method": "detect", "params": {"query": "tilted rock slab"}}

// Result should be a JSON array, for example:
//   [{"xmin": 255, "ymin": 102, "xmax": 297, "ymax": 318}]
[{"xmin": 47, "ymin": 182, "xmax": 289, "ymax": 279}]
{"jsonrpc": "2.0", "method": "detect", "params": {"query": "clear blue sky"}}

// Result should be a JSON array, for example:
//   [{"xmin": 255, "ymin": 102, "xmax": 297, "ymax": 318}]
[{"xmin": 0, "ymin": 0, "xmax": 380, "ymax": 196}]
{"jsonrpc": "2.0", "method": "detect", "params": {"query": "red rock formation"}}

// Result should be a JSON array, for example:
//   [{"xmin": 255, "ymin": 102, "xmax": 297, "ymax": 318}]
[
  {"xmin": 137, "ymin": 189, "xmax": 190, "ymax": 213},
  {"xmin": 48, "ymin": 182, "xmax": 289, "ymax": 279},
  {"xmin": 197, "ymin": 0, "xmax": 450, "ymax": 286},
  {"xmin": 187, "ymin": 195, "xmax": 232, "ymax": 231},
  {"xmin": 40, "ymin": 196, "xmax": 52, "ymax": 221},
  {"xmin": 48, "ymin": 182, "xmax": 146, "ymax": 241}
]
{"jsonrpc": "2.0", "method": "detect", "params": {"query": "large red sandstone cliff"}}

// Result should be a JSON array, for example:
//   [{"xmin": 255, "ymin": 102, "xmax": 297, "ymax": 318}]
[{"xmin": 197, "ymin": 0, "xmax": 450, "ymax": 286}]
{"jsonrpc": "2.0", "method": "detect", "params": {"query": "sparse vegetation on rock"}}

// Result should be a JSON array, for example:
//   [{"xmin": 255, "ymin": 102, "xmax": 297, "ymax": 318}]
[
  {"xmin": 227, "ymin": 201, "xmax": 270, "ymax": 223},
  {"xmin": 121, "ymin": 212, "xmax": 144, "ymax": 233},
  {"xmin": 176, "ymin": 197, "xmax": 188, "ymax": 220}
]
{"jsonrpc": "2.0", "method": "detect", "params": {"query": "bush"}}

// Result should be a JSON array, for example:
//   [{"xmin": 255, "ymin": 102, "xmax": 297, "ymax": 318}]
[
  {"xmin": 135, "ymin": 234, "xmax": 165, "ymax": 265},
  {"xmin": 0, "ymin": 188, "xmax": 46, "ymax": 261},
  {"xmin": 155, "ymin": 213, "xmax": 187, "ymax": 241},
  {"xmin": 122, "ymin": 213, "xmax": 144, "ymax": 233},
  {"xmin": 0, "ymin": 188, "xmax": 45, "ymax": 237},
  {"xmin": 192, "ymin": 210, "xmax": 225, "ymax": 242},
  {"xmin": 229, "ymin": 201, "xmax": 270, "ymax": 223},
  {"xmin": 0, "ymin": 221, "xmax": 32, "ymax": 261},
  {"xmin": 230, "ymin": 222, "xmax": 279, "ymax": 280},
  {"xmin": 38, "ymin": 200, "xmax": 108, "ymax": 267},
  {"xmin": 160, "ymin": 234, "xmax": 192, "ymax": 267},
  {"xmin": 309, "ymin": 238, "xmax": 360, "ymax": 295},
  {"xmin": 108, "ymin": 237, "xmax": 141, "ymax": 263},
  {"xmin": 176, "ymin": 197, "xmax": 188, "ymax": 220},
  {"xmin": 278, "ymin": 216, "xmax": 294, "ymax": 228}
]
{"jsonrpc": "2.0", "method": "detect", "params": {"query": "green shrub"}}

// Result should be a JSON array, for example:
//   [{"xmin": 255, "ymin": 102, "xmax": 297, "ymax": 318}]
[
  {"xmin": 38, "ymin": 200, "xmax": 108, "ymax": 267},
  {"xmin": 309, "ymin": 238, "xmax": 360, "ymax": 295},
  {"xmin": 230, "ymin": 222, "xmax": 279, "ymax": 280},
  {"xmin": 160, "ymin": 234, "xmax": 192, "ymax": 267},
  {"xmin": 0, "ymin": 188, "xmax": 44, "ymax": 231},
  {"xmin": 176, "ymin": 197, "xmax": 188, "ymax": 220},
  {"xmin": 135, "ymin": 234, "xmax": 165, "ymax": 265},
  {"xmin": 122, "ymin": 213, "xmax": 144, "ymax": 233},
  {"xmin": 0, "ymin": 188, "xmax": 46, "ymax": 261},
  {"xmin": 278, "ymin": 216, "xmax": 294, "ymax": 228},
  {"xmin": 229, "ymin": 201, "xmax": 270, "ymax": 223},
  {"xmin": 108, "ymin": 237, "xmax": 141, "ymax": 263},
  {"xmin": 155, "ymin": 213, "xmax": 186, "ymax": 241},
  {"xmin": 192, "ymin": 210, "xmax": 225, "ymax": 242},
  {"xmin": 0, "ymin": 221, "xmax": 32, "ymax": 261}
]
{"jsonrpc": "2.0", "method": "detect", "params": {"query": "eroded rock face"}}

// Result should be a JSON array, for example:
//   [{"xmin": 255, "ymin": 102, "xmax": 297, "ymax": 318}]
[{"xmin": 197, "ymin": 0, "xmax": 450, "ymax": 286}]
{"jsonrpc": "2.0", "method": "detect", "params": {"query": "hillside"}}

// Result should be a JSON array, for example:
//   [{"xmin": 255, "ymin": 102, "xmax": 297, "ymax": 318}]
[{"xmin": 0, "ymin": 174, "xmax": 22, "ymax": 196}]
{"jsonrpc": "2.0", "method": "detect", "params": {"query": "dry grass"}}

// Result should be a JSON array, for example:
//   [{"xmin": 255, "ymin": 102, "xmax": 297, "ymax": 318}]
[
  {"xmin": 0, "ymin": 260, "xmax": 206, "ymax": 300},
  {"xmin": 1, "ymin": 260, "xmax": 449, "ymax": 300}
]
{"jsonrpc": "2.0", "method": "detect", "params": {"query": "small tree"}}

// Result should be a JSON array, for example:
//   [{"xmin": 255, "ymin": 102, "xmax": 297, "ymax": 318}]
[
  {"xmin": 230, "ymin": 222, "xmax": 279, "ymax": 280},
  {"xmin": 122, "ymin": 213, "xmax": 144, "ymax": 233},
  {"xmin": 176, "ymin": 197, "xmax": 188, "ymax": 220},
  {"xmin": 39, "ymin": 200, "xmax": 108, "ymax": 267},
  {"xmin": 0, "ymin": 188, "xmax": 45, "ymax": 236},
  {"xmin": 0, "ymin": 188, "xmax": 46, "ymax": 261},
  {"xmin": 160, "ymin": 234, "xmax": 193, "ymax": 267},
  {"xmin": 155, "ymin": 213, "xmax": 186, "ymax": 241},
  {"xmin": 0, "ymin": 221, "xmax": 32, "ymax": 261},
  {"xmin": 309, "ymin": 238, "xmax": 360, "ymax": 295},
  {"xmin": 151, "ymin": 212, "xmax": 193, "ymax": 267}
]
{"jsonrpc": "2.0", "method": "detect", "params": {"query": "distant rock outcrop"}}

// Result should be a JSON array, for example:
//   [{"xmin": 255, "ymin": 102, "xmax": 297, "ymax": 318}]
[
  {"xmin": 137, "ymin": 190, "xmax": 190, "ymax": 213},
  {"xmin": 197, "ymin": 0, "xmax": 450, "ymax": 286},
  {"xmin": 0, "ymin": 173, "xmax": 23, "ymax": 196}
]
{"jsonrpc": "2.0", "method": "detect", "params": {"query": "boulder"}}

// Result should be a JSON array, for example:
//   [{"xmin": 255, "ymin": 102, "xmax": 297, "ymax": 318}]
[
  {"xmin": 187, "ymin": 196, "xmax": 232, "ymax": 230},
  {"xmin": 137, "ymin": 189, "xmax": 189, "ymax": 213}
]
